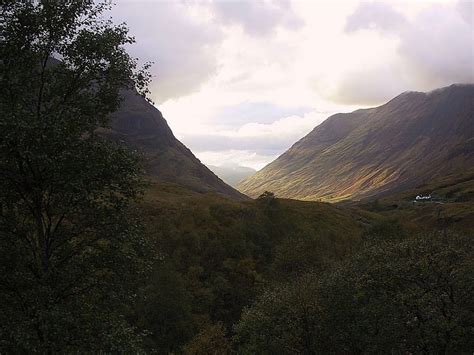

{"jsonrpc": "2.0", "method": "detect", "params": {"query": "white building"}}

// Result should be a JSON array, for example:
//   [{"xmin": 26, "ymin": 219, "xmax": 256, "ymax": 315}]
[{"xmin": 415, "ymin": 194, "xmax": 432, "ymax": 201}]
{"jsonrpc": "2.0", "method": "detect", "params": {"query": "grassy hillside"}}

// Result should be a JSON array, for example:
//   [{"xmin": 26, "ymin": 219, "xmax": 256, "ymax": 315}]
[
  {"xmin": 131, "ymin": 180, "xmax": 368, "ymax": 352},
  {"xmin": 239, "ymin": 84, "xmax": 474, "ymax": 202},
  {"xmin": 129, "ymin": 178, "xmax": 474, "ymax": 353},
  {"xmin": 352, "ymin": 168, "xmax": 474, "ymax": 232}
]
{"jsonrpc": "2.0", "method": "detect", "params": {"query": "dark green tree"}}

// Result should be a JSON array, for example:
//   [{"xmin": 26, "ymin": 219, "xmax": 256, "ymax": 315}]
[
  {"xmin": 234, "ymin": 232, "xmax": 474, "ymax": 354},
  {"xmin": 234, "ymin": 273, "xmax": 321, "ymax": 355},
  {"xmin": 0, "ymin": 0, "xmax": 151, "ymax": 351},
  {"xmin": 317, "ymin": 232, "xmax": 474, "ymax": 353},
  {"xmin": 183, "ymin": 323, "xmax": 231, "ymax": 355},
  {"xmin": 256, "ymin": 191, "xmax": 278, "ymax": 208}
]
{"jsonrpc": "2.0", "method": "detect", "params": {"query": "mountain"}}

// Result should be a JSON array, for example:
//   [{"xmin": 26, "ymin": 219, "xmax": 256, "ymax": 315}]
[
  {"xmin": 207, "ymin": 165, "xmax": 257, "ymax": 187},
  {"xmin": 101, "ymin": 90, "xmax": 247, "ymax": 199},
  {"xmin": 238, "ymin": 84, "xmax": 474, "ymax": 202}
]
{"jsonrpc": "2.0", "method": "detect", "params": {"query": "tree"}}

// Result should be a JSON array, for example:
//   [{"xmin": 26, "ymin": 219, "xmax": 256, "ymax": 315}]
[
  {"xmin": 256, "ymin": 191, "xmax": 278, "ymax": 207},
  {"xmin": 234, "ymin": 232, "xmax": 474, "ymax": 353},
  {"xmin": 234, "ymin": 273, "xmax": 321, "ymax": 355},
  {"xmin": 317, "ymin": 232, "xmax": 474, "ymax": 353},
  {"xmin": 0, "ymin": 1, "xmax": 151, "ymax": 351},
  {"xmin": 183, "ymin": 323, "xmax": 231, "ymax": 355}
]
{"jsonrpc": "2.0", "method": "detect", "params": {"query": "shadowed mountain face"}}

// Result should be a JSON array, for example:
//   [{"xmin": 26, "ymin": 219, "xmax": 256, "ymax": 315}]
[
  {"xmin": 238, "ymin": 84, "xmax": 474, "ymax": 202},
  {"xmin": 102, "ymin": 90, "xmax": 247, "ymax": 199}
]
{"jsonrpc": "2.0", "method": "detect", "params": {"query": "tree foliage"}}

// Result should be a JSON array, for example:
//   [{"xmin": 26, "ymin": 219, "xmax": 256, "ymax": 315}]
[
  {"xmin": 234, "ymin": 232, "xmax": 474, "ymax": 354},
  {"xmin": 183, "ymin": 323, "xmax": 231, "ymax": 355},
  {"xmin": 133, "ymin": 183, "xmax": 363, "ymax": 352},
  {"xmin": 0, "ymin": 0, "xmax": 150, "ymax": 351},
  {"xmin": 2, "ymin": 2, "xmax": 472, "ymax": 354}
]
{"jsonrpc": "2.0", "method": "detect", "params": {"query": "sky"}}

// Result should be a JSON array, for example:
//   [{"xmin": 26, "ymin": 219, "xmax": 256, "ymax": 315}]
[{"xmin": 111, "ymin": 0, "xmax": 474, "ymax": 170}]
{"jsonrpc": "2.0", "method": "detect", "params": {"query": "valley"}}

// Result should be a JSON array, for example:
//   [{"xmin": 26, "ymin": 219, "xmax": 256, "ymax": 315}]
[
  {"xmin": 1, "ymin": 1, "xmax": 473, "ymax": 353},
  {"xmin": 238, "ymin": 84, "xmax": 474, "ymax": 202}
]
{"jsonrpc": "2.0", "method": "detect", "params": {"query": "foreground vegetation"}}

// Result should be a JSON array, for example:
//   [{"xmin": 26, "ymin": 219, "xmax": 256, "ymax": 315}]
[
  {"xmin": 235, "ymin": 231, "xmax": 473, "ymax": 354},
  {"xmin": 133, "ymin": 182, "xmax": 364, "ymax": 352},
  {"xmin": 130, "ymin": 182, "xmax": 474, "ymax": 353},
  {"xmin": 1, "ymin": 1, "xmax": 472, "ymax": 353},
  {"xmin": 0, "ymin": 0, "xmax": 150, "ymax": 351}
]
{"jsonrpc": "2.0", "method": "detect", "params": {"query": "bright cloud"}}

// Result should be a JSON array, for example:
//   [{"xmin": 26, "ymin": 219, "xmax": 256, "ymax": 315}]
[
  {"xmin": 211, "ymin": 0, "xmax": 304, "ymax": 36},
  {"xmin": 111, "ymin": 0, "xmax": 473, "ymax": 171},
  {"xmin": 197, "ymin": 150, "xmax": 276, "ymax": 171},
  {"xmin": 337, "ymin": 0, "xmax": 474, "ymax": 104}
]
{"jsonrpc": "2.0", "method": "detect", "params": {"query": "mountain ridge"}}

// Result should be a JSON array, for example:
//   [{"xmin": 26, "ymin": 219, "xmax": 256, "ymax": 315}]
[
  {"xmin": 101, "ymin": 90, "xmax": 248, "ymax": 200},
  {"xmin": 238, "ymin": 84, "xmax": 474, "ymax": 201}
]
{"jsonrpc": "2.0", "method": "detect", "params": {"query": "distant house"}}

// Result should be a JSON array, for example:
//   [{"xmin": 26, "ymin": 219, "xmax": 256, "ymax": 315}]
[{"xmin": 415, "ymin": 194, "xmax": 432, "ymax": 201}]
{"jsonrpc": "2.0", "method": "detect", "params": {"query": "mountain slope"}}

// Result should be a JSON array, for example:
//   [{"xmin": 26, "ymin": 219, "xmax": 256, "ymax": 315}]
[
  {"xmin": 238, "ymin": 84, "xmax": 474, "ymax": 201},
  {"xmin": 101, "ymin": 90, "xmax": 247, "ymax": 199}
]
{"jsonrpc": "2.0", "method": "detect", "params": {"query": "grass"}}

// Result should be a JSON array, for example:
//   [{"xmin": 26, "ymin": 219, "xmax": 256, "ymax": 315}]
[{"xmin": 353, "ymin": 168, "xmax": 474, "ymax": 232}]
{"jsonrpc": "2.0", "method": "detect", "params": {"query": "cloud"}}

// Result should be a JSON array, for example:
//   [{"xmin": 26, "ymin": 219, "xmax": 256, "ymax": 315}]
[
  {"xmin": 110, "ymin": 1, "xmax": 473, "ymax": 170},
  {"xmin": 345, "ymin": 1, "xmax": 407, "ymax": 34},
  {"xmin": 182, "ymin": 133, "xmax": 290, "ymax": 155},
  {"xmin": 178, "ymin": 109, "xmax": 332, "ymax": 168},
  {"xmin": 210, "ymin": 102, "xmax": 312, "ymax": 127},
  {"xmin": 198, "ymin": 150, "xmax": 278, "ymax": 171},
  {"xmin": 333, "ymin": 0, "xmax": 474, "ymax": 105},
  {"xmin": 210, "ymin": 0, "xmax": 304, "ymax": 36},
  {"xmin": 111, "ymin": 0, "xmax": 303, "ymax": 103},
  {"xmin": 329, "ymin": 67, "xmax": 407, "ymax": 106},
  {"xmin": 397, "ymin": 3, "xmax": 474, "ymax": 88},
  {"xmin": 457, "ymin": 0, "xmax": 474, "ymax": 25},
  {"xmin": 112, "ymin": 1, "xmax": 222, "ymax": 103}
]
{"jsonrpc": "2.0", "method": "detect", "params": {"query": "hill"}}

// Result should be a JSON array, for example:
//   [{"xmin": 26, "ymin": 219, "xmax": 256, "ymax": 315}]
[
  {"xmin": 100, "ymin": 90, "xmax": 247, "ymax": 199},
  {"xmin": 133, "ymin": 179, "xmax": 368, "ymax": 351},
  {"xmin": 238, "ymin": 84, "xmax": 474, "ymax": 202},
  {"xmin": 353, "ymin": 167, "xmax": 474, "ymax": 232},
  {"xmin": 133, "ymin": 175, "xmax": 474, "ymax": 352}
]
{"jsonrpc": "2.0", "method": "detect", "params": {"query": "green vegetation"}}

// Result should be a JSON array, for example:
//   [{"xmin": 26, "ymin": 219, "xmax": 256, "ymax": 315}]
[
  {"xmin": 235, "ymin": 231, "xmax": 474, "ymax": 354},
  {"xmin": 132, "ymin": 181, "xmax": 363, "ymax": 352},
  {"xmin": 0, "ymin": 0, "xmax": 151, "ymax": 351},
  {"xmin": 1, "ymin": 1, "xmax": 473, "ymax": 353},
  {"xmin": 128, "ymin": 182, "xmax": 473, "ymax": 353},
  {"xmin": 356, "ymin": 168, "xmax": 474, "ymax": 232},
  {"xmin": 238, "ymin": 86, "xmax": 474, "ymax": 202}
]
